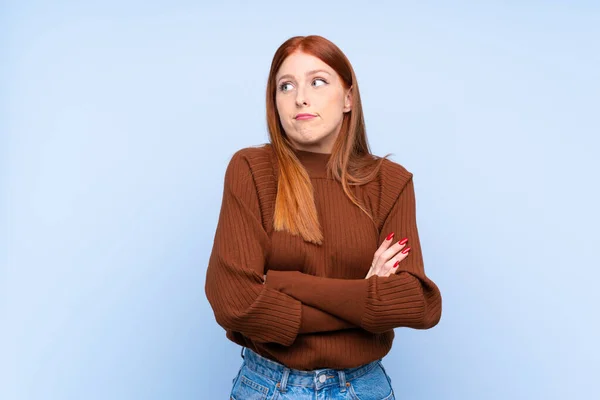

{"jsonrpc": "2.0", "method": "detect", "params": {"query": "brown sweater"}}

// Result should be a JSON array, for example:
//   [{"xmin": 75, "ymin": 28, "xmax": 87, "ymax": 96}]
[{"xmin": 205, "ymin": 143, "xmax": 442, "ymax": 370}]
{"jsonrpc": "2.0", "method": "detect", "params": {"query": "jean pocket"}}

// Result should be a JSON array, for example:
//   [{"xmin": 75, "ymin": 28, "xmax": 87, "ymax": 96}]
[
  {"xmin": 231, "ymin": 364, "xmax": 243, "ymax": 386},
  {"xmin": 348, "ymin": 363, "xmax": 395, "ymax": 400},
  {"xmin": 377, "ymin": 360, "xmax": 393, "ymax": 387},
  {"xmin": 230, "ymin": 371, "xmax": 271, "ymax": 400}
]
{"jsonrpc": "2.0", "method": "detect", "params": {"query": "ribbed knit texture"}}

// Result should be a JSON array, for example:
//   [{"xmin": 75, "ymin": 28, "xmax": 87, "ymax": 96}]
[{"xmin": 205, "ymin": 143, "xmax": 442, "ymax": 370}]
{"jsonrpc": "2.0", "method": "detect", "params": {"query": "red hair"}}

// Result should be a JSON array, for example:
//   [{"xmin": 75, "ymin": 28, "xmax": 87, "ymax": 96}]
[{"xmin": 266, "ymin": 35, "xmax": 390, "ymax": 245}]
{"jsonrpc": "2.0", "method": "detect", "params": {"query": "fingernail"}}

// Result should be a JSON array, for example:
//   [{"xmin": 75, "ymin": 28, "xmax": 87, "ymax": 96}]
[
  {"xmin": 398, "ymin": 238, "xmax": 408, "ymax": 245},
  {"xmin": 386, "ymin": 232, "xmax": 394, "ymax": 240},
  {"xmin": 401, "ymin": 246, "xmax": 411, "ymax": 254},
  {"xmin": 393, "ymin": 260, "xmax": 400, "ymax": 268}
]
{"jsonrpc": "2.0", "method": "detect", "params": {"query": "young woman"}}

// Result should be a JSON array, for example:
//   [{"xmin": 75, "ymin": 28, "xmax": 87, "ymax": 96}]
[{"xmin": 205, "ymin": 35, "xmax": 442, "ymax": 400}]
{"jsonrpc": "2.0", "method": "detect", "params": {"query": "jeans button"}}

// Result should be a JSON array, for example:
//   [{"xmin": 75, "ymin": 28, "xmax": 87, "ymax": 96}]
[{"xmin": 319, "ymin": 375, "xmax": 326, "ymax": 383}]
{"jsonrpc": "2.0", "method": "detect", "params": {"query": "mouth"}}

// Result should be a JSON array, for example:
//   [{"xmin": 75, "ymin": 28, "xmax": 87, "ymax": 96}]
[{"xmin": 295, "ymin": 113, "xmax": 317, "ymax": 120}]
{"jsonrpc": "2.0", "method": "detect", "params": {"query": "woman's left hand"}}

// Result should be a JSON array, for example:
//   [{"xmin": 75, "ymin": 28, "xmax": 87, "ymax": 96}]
[{"xmin": 365, "ymin": 233, "xmax": 411, "ymax": 279}]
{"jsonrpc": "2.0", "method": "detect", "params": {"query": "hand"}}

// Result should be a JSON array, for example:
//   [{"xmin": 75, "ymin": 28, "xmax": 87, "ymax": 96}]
[{"xmin": 365, "ymin": 233, "xmax": 411, "ymax": 279}]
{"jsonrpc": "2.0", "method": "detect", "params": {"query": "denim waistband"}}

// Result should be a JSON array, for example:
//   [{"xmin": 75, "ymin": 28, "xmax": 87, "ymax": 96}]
[{"xmin": 241, "ymin": 347, "xmax": 381, "ymax": 390}]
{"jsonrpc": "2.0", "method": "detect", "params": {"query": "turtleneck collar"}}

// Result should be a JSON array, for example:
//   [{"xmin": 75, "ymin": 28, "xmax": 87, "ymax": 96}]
[{"xmin": 291, "ymin": 147, "xmax": 332, "ymax": 179}]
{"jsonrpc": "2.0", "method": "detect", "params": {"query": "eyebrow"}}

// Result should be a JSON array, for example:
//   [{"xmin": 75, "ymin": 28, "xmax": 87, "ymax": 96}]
[{"xmin": 276, "ymin": 69, "xmax": 332, "ymax": 82}]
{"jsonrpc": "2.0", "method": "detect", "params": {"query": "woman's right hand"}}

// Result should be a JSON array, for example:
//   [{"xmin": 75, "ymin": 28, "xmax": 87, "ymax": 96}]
[{"xmin": 365, "ymin": 232, "xmax": 411, "ymax": 279}]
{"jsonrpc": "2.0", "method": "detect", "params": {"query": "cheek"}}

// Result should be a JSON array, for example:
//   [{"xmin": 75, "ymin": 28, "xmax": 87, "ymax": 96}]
[
  {"xmin": 319, "ymin": 96, "xmax": 345, "ymax": 121},
  {"xmin": 321, "ymin": 91, "xmax": 344, "ymax": 110},
  {"xmin": 275, "ymin": 104, "xmax": 286, "ymax": 122},
  {"xmin": 276, "ymin": 98, "xmax": 291, "ymax": 118},
  {"xmin": 276, "ymin": 102, "xmax": 295, "ymax": 133}
]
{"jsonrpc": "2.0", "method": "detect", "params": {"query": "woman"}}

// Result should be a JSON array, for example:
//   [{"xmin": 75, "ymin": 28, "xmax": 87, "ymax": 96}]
[{"xmin": 205, "ymin": 35, "xmax": 442, "ymax": 400}]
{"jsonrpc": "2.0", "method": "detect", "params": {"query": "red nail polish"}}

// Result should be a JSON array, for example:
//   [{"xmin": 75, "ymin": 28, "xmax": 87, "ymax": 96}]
[
  {"xmin": 386, "ymin": 232, "xmax": 394, "ymax": 240},
  {"xmin": 393, "ymin": 260, "xmax": 400, "ymax": 268},
  {"xmin": 399, "ymin": 238, "xmax": 408, "ymax": 245},
  {"xmin": 401, "ymin": 246, "xmax": 411, "ymax": 254}
]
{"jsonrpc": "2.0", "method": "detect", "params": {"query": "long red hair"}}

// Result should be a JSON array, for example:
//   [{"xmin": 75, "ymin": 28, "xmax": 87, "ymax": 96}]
[{"xmin": 266, "ymin": 35, "xmax": 390, "ymax": 245}]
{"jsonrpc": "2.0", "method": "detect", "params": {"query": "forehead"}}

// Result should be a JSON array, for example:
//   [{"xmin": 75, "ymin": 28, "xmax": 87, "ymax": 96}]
[{"xmin": 276, "ymin": 52, "xmax": 334, "ymax": 79}]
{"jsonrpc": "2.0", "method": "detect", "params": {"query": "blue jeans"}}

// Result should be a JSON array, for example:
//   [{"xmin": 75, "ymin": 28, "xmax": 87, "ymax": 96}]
[{"xmin": 229, "ymin": 347, "xmax": 396, "ymax": 400}]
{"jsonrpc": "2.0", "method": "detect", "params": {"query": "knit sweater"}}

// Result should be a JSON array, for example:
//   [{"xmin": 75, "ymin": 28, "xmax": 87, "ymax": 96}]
[{"xmin": 205, "ymin": 143, "xmax": 442, "ymax": 370}]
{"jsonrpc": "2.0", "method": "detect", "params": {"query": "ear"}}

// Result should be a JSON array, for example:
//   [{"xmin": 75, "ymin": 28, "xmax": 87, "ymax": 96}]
[{"xmin": 343, "ymin": 85, "xmax": 353, "ymax": 113}]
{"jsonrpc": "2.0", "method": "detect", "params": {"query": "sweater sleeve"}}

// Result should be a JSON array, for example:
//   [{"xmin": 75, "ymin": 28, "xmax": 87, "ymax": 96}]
[
  {"xmin": 299, "ymin": 305, "xmax": 356, "ymax": 333},
  {"xmin": 205, "ymin": 150, "xmax": 355, "ymax": 345},
  {"xmin": 205, "ymin": 151, "xmax": 302, "ymax": 345},
  {"xmin": 265, "ymin": 175, "xmax": 442, "ymax": 334}
]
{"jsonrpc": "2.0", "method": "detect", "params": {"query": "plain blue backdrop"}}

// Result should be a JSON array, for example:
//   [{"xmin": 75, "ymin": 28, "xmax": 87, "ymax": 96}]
[{"xmin": 2, "ymin": 1, "xmax": 599, "ymax": 399}]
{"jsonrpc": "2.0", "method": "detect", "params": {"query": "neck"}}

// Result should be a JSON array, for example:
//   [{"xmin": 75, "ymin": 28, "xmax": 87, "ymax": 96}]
[{"xmin": 291, "ymin": 147, "xmax": 332, "ymax": 179}]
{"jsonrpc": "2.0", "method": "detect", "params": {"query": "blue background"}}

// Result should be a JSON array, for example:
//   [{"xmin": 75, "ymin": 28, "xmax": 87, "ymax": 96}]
[{"xmin": 2, "ymin": 1, "xmax": 599, "ymax": 399}]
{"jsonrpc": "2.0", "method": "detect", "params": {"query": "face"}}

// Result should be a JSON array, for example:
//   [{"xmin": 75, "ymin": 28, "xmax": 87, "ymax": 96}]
[{"xmin": 275, "ymin": 51, "xmax": 352, "ymax": 153}]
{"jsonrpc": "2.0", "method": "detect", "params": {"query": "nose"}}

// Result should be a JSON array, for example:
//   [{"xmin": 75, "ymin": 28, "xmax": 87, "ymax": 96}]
[{"xmin": 295, "ymin": 87, "xmax": 309, "ymax": 107}]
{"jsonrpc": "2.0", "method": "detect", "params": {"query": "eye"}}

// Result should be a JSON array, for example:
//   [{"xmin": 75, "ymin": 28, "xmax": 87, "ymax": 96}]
[
  {"xmin": 312, "ymin": 78, "xmax": 327, "ymax": 87},
  {"xmin": 279, "ymin": 82, "xmax": 294, "ymax": 92}
]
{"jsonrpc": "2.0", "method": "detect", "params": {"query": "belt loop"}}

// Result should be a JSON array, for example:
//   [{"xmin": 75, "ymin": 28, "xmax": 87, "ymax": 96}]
[
  {"xmin": 338, "ymin": 370, "xmax": 347, "ymax": 392},
  {"xmin": 278, "ymin": 367, "xmax": 290, "ymax": 393},
  {"xmin": 240, "ymin": 347, "xmax": 245, "ymax": 359}
]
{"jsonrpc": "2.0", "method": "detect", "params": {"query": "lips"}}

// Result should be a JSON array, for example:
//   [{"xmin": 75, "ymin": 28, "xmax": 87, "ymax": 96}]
[{"xmin": 295, "ymin": 113, "xmax": 317, "ymax": 120}]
